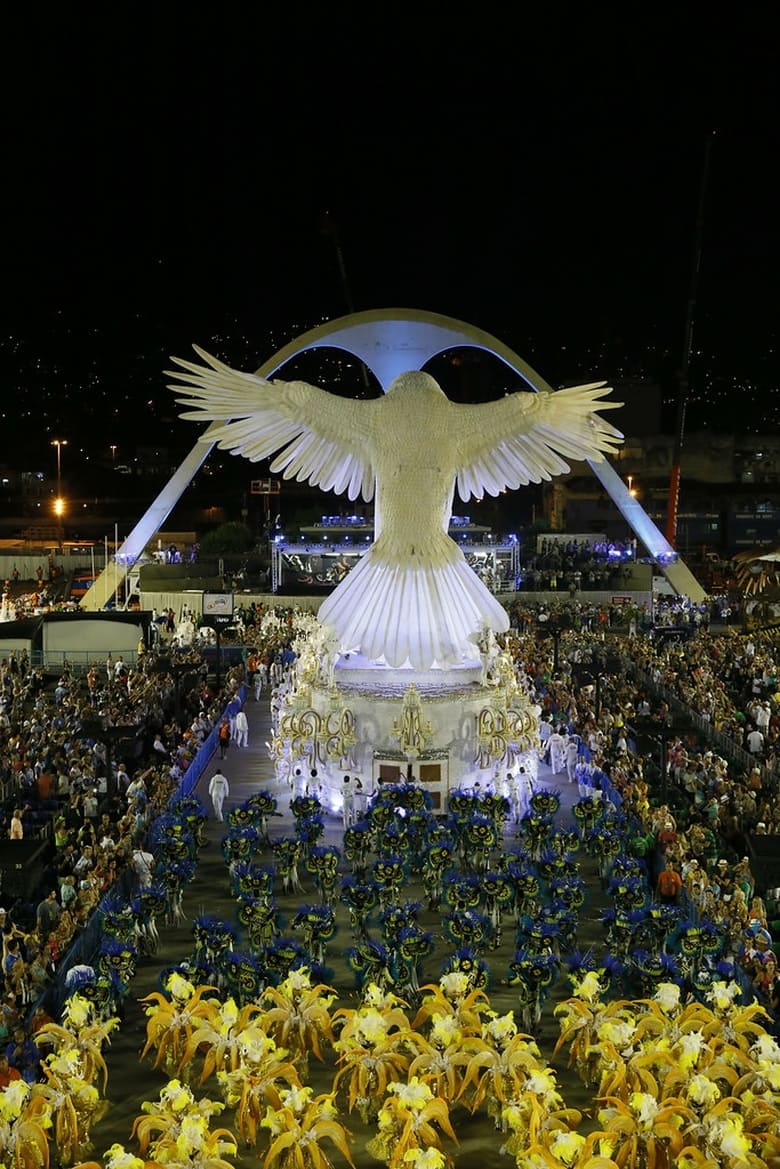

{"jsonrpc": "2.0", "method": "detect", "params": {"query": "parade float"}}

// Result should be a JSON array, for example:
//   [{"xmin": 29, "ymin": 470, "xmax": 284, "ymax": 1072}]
[{"xmin": 169, "ymin": 311, "xmax": 626, "ymax": 811}]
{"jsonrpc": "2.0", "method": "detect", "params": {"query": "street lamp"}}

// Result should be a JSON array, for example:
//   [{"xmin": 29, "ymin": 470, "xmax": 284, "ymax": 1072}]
[
  {"xmin": 51, "ymin": 439, "xmax": 67, "ymax": 494},
  {"xmin": 51, "ymin": 439, "xmax": 67, "ymax": 548},
  {"xmin": 110, "ymin": 444, "xmax": 117, "ymax": 463}
]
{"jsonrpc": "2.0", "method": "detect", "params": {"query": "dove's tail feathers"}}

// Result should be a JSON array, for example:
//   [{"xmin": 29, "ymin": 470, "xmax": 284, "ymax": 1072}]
[{"xmin": 318, "ymin": 533, "xmax": 508, "ymax": 671}]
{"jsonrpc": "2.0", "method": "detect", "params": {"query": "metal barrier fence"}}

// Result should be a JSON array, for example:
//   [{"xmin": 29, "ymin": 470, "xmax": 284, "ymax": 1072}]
[
  {"xmin": 43, "ymin": 651, "xmax": 142, "ymax": 677},
  {"xmin": 2, "ymin": 650, "xmax": 144, "ymax": 677},
  {"xmin": 625, "ymin": 659, "xmax": 771, "ymax": 788}
]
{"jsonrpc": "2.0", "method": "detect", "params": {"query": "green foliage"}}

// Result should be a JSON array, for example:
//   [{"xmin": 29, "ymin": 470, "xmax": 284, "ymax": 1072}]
[{"xmin": 199, "ymin": 522, "xmax": 255, "ymax": 554}]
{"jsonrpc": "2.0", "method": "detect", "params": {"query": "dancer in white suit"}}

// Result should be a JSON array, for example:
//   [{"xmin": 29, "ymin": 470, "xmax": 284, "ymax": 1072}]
[
  {"xmin": 208, "ymin": 768, "xmax": 230, "ymax": 821},
  {"xmin": 234, "ymin": 708, "xmax": 248, "ymax": 749},
  {"xmin": 170, "ymin": 348, "xmax": 622, "ymax": 670}
]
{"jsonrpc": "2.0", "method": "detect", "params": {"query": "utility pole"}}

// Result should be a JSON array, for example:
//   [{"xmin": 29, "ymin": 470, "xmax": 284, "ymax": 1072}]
[
  {"xmin": 666, "ymin": 130, "xmax": 716, "ymax": 548},
  {"xmin": 321, "ymin": 210, "xmax": 372, "ymax": 394}
]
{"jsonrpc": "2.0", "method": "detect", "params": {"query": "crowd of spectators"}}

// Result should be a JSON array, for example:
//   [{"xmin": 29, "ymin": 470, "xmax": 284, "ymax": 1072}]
[
  {"xmin": 626, "ymin": 620, "xmax": 780, "ymax": 788},
  {"xmin": 1, "ymin": 561, "xmax": 73, "ymax": 624},
  {"xmin": 0, "ymin": 635, "xmax": 252, "ymax": 1080},
  {"xmin": 516, "ymin": 537, "xmax": 637, "ymax": 593}
]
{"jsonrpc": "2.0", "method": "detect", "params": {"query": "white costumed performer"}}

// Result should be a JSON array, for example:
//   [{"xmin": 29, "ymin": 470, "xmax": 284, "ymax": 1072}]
[{"xmin": 170, "ymin": 348, "xmax": 622, "ymax": 670}]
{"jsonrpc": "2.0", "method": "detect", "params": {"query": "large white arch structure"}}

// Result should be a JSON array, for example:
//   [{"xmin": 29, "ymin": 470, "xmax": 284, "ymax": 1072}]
[{"xmin": 80, "ymin": 309, "xmax": 705, "ymax": 609}]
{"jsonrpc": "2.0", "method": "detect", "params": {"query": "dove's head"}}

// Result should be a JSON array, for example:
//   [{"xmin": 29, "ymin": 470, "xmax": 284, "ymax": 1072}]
[{"xmin": 386, "ymin": 370, "xmax": 447, "ymax": 399}]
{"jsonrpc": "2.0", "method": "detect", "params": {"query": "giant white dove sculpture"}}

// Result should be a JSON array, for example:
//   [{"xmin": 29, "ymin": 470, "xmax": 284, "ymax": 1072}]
[{"xmin": 170, "ymin": 347, "xmax": 623, "ymax": 670}]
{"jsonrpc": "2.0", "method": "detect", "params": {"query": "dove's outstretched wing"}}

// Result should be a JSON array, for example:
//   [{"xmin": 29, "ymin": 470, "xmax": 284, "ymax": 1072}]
[
  {"xmin": 451, "ymin": 381, "xmax": 623, "ymax": 502},
  {"xmin": 168, "ymin": 345, "xmax": 376, "ymax": 501}
]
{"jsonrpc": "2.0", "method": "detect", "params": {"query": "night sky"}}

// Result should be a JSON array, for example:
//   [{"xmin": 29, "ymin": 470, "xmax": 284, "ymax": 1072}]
[{"xmin": 1, "ymin": 14, "xmax": 778, "ymax": 466}]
